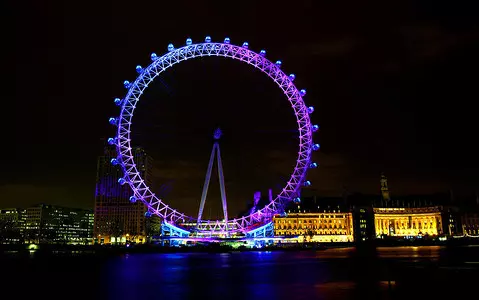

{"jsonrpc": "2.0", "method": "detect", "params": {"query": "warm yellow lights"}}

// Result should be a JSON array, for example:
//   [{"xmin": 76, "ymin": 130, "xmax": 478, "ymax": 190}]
[{"xmin": 374, "ymin": 207, "xmax": 443, "ymax": 237}]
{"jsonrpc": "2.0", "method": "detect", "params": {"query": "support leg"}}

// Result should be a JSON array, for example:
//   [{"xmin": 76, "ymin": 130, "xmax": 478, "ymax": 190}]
[
  {"xmin": 216, "ymin": 144, "xmax": 229, "ymax": 227},
  {"xmin": 197, "ymin": 143, "xmax": 216, "ymax": 223}
]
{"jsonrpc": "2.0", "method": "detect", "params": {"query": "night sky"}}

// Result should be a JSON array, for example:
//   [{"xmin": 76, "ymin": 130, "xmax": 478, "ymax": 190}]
[{"xmin": 4, "ymin": 1, "xmax": 479, "ymax": 217}]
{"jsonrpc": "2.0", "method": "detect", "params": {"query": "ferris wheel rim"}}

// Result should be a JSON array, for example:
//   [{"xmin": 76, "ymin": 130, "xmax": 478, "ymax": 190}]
[{"xmin": 111, "ymin": 38, "xmax": 316, "ymax": 234}]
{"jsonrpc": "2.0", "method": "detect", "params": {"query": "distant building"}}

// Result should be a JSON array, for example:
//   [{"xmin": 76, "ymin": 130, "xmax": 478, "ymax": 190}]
[
  {"xmin": 93, "ymin": 146, "xmax": 153, "ymax": 244},
  {"xmin": 373, "ymin": 207, "xmax": 443, "ymax": 237},
  {"xmin": 461, "ymin": 212, "xmax": 479, "ymax": 236},
  {"xmin": 0, "ymin": 208, "xmax": 26, "ymax": 244},
  {"xmin": 23, "ymin": 204, "xmax": 93, "ymax": 244}
]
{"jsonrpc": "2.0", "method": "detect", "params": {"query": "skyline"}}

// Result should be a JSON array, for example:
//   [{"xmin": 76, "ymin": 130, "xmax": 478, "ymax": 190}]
[{"xmin": 5, "ymin": 1, "xmax": 479, "ymax": 214}]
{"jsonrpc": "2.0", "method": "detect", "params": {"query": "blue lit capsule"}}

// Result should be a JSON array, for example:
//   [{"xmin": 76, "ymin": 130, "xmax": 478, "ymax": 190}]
[
  {"xmin": 205, "ymin": 36, "xmax": 212, "ymax": 43},
  {"xmin": 109, "ymin": 117, "xmax": 118, "ymax": 126},
  {"xmin": 129, "ymin": 196, "xmax": 137, "ymax": 203},
  {"xmin": 304, "ymin": 180, "xmax": 311, "ymax": 187},
  {"xmin": 289, "ymin": 74, "xmax": 296, "ymax": 81},
  {"xmin": 107, "ymin": 137, "xmax": 116, "ymax": 145},
  {"xmin": 110, "ymin": 158, "xmax": 119, "ymax": 166},
  {"xmin": 118, "ymin": 178, "xmax": 126, "ymax": 185},
  {"xmin": 310, "ymin": 162, "xmax": 318, "ymax": 169},
  {"xmin": 114, "ymin": 98, "xmax": 122, "ymax": 106},
  {"xmin": 242, "ymin": 42, "xmax": 249, "ymax": 48},
  {"xmin": 259, "ymin": 50, "xmax": 266, "ymax": 56},
  {"xmin": 224, "ymin": 37, "xmax": 230, "ymax": 44},
  {"xmin": 307, "ymin": 106, "xmax": 315, "ymax": 114},
  {"xmin": 145, "ymin": 211, "xmax": 152, "ymax": 217},
  {"xmin": 300, "ymin": 89, "xmax": 306, "ymax": 96},
  {"xmin": 123, "ymin": 80, "xmax": 130, "ymax": 89},
  {"xmin": 312, "ymin": 143, "xmax": 320, "ymax": 151},
  {"xmin": 275, "ymin": 60, "xmax": 282, "ymax": 67},
  {"xmin": 293, "ymin": 197, "xmax": 301, "ymax": 204},
  {"xmin": 167, "ymin": 43, "xmax": 175, "ymax": 51},
  {"xmin": 186, "ymin": 38, "xmax": 192, "ymax": 45},
  {"xmin": 150, "ymin": 53, "xmax": 158, "ymax": 61},
  {"xmin": 312, "ymin": 124, "xmax": 320, "ymax": 132},
  {"xmin": 136, "ymin": 65, "xmax": 143, "ymax": 74}
]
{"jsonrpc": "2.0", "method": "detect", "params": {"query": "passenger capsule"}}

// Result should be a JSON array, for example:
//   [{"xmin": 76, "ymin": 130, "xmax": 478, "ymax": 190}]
[
  {"xmin": 114, "ymin": 98, "xmax": 122, "ymax": 106},
  {"xmin": 110, "ymin": 158, "xmax": 119, "ymax": 166},
  {"xmin": 109, "ymin": 117, "xmax": 118, "ymax": 126},
  {"xmin": 129, "ymin": 196, "xmax": 137, "ymax": 203},
  {"xmin": 118, "ymin": 178, "xmax": 126, "ymax": 185},
  {"xmin": 224, "ymin": 37, "xmax": 230, "ymax": 44},
  {"xmin": 136, "ymin": 65, "xmax": 143, "ymax": 74},
  {"xmin": 309, "ymin": 162, "xmax": 318, "ymax": 169},
  {"xmin": 167, "ymin": 43, "xmax": 175, "ymax": 51},
  {"xmin": 259, "ymin": 50, "xmax": 266, "ymax": 56},
  {"xmin": 312, "ymin": 144, "xmax": 320, "ymax": 151},
  {"xmin": 186, "ymin": 38, "xmax": 193, "ymax": 46},
  {"xmin": 242, "ymin": 42, "xmax": 249, "ymax": 48},
  {"xmin": 205, "ymin": 36, "xmax": 212, "ymax": 43},
  {"xmin": 144, "ymin": 211, "xmax": 152, "ymax": 217},
  {"xmin": 307, "ymin": 106, "xmax": 315, "ymax": 114},
  {"xmin": 300, "ymin": 89, "xmax": 306, "ymax": 96},
  {"xmin": 150, "ymin": 53, "xmax": 158, "ymax": 61},
  {"xmin": 107, "ymin": 137, "xmax": 117, "ymax": 145},
  {"xmin": 289, "ymin": 74, "xmax": 296, "ymax": 81},
  {"xmin": 123, "ymin": 80, "xmax": 131, "ymax": 89},
  {"xmin": 312, "ymin": 125, "xmax": 320, "ymax": 132},
  {"xmin": 293, "ymin": 197, "xmax": 301, "ymax": 204},
  {"xmin": 304, "ymin": 180, "xmax": 311, "ymax": 187}
]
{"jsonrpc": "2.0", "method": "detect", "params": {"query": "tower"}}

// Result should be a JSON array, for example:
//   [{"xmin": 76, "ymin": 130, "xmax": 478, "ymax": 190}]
[
  {"xmin": 197, "ymin": 128, "xmax": 229, "ymax": 227},
  {"xmin": 93, "ymin": 145, "xmax": 153, "ymax": 244},
  {"xmin": 380, "ymin": 173, "xmax": 390, "ymax": 203}
]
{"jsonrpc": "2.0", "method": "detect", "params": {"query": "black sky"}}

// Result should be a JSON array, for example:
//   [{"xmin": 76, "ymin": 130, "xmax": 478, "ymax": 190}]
[{"xmin": 4, "ymin": 0, "xmax": 479, "ymax": 216}]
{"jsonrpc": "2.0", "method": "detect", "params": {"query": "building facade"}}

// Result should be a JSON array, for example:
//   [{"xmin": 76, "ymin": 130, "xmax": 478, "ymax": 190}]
[
  {"xmin": 0, "ymin": 208, "xmax": 26, "ymax": 244},
  {"xmin": 461, "ymin": 212, "xmax": 479, "ymax": 236},
  {"xmin": 374, "ymin": 207, "xmax": 443, "ymax": 237},
  {"xmin": 273, "ymin": 212, "xmax": 354, "ymax": 242},
  {"xmin": 23, "ymin": 204, "xmax": 93, "ymax": 244},
  {"xmin": 93, "ymin": 146, "xmax": 153, "ymax": 244}
]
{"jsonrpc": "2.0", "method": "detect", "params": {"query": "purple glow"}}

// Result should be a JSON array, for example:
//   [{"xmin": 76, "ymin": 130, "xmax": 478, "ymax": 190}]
[{"xmin": 113, "ymin": 39, "xmax": 315, "ymax": 235}]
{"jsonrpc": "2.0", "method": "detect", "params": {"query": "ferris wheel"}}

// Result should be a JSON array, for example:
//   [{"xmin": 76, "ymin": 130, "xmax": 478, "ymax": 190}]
[{"xmin": 108, "ymin": 36, "xmax": 320, "ymax": 234}]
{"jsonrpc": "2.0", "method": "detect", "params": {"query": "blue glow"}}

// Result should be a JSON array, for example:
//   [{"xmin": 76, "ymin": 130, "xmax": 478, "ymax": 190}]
[
  {"xmin": 118, "ymin": 178, "xmax": 126, "ymax": 185},
  {"xmin": 312, "ymin": 143, "xmax": 320, "ymax": 151},
  {"xmin": 242, "ymin": 42, "xmax": 249, "ymax": 48},
  {"xmin": 224, "ymin": 37, "xmax": 230, "ymax": 44},
  {"xmin": 114, "ymin": 98, "xmax": 122, "ymax": 106},
  {"xmin": 145, "ymin": 211, "xmax": 152, "ymax": 217},
  {"xmin": 110, "ymin": 158, "xmax": 119, "ymax": 166},
  {"xmin": 150, "ymin": 53, "xmax": 158, "ymax": 61},
  {"xmin": 123, "ymin": 80, "xmax": 130, "ymax": 89},
  {"xmin": 186, "ymin": 38, "xmax": 192, "ymax": 45},
  {"xmin": 275, "ymin": 60, "xmax": 282, "ymax": 67},
  {"xmin": 107, "ymin": 137, "xmax": 117, "ymax": 145},
  {"xmin": 309, "ymin": 162, "xmax": 318, "ymax": 168},
  {"xmin": 312, "ymin": 124, "xmax": 320, "ymax": 132},
  {"xmin": 136, "ymin": 65, "xmax": 143, "ymax": 74},
  {"xmin": 304, "ymin": 180, "xmax": 311, "ymax": 187},
  {"xmin": 168, "ymin": 43, "xmax": 175, "ymax": 51},
  {"xmin": 129, "ymin": 196, "xmax": 137, "ymax": 203},
  {"xmin": 205, "ymin": 36, "xmax": 212, "ymax": 43},
  {"xmin": 300, "ymin": 89, "xmax": 306, "ymax": 96},
  {"xmin": 260, "ymin": 50, "xmax": 266, "ymax": 56},
  {"xmin": 289, "ymin": 74, "xmax": 296, "ymax": 81},
  {"xmin": 293, "ymin": 197, "xmax": 301, "ymax": 204},
  {"xmin": 308, "ymin": 106, "xmax": 315, "ymax": 114},
  {"xmin": 109, "ymin": 117, "xmax": 117, "ymax": 126}
]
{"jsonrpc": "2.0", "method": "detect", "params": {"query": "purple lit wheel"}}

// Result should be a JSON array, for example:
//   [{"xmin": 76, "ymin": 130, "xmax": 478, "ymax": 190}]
[{"xmin": 110, "ymin": 37, "xmax": 318, "ymax": 233}]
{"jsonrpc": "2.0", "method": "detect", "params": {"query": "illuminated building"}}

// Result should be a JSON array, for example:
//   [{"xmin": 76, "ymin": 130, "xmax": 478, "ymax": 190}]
[
  {"xmin": 0, "ymin": 208, "xmax": 26, "ymax": 244},
  {"xmin": 93, "ymin": 146, "xmax": 153, "ymax": 244},
  {"xmin": 461, "ymin": 212, "xmax": 479, "ymax": 236},
  {"xmin": 273, "ymin": 211, "xmax": 354, "ymax": 243},
  {"xmin": 374, "ymin": 207, "xmax": 443, "ymax": 237},
  {"xmin": 23, "ymin": 204, "xmax": 93, "ymax": 244}
]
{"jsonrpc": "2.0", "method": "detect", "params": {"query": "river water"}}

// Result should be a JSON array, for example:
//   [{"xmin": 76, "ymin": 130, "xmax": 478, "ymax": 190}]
[{"xmin": 2, "ymin": 246, "xmax": 478, "ymax": 299}]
